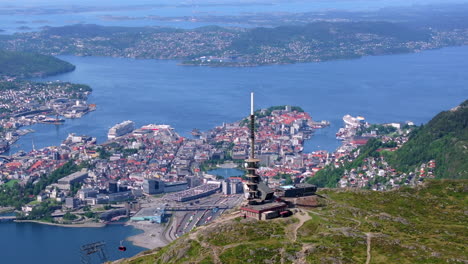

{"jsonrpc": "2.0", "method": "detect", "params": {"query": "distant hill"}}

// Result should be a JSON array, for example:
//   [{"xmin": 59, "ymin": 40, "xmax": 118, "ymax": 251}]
[
  {"xmin": 0, "ymin": 50, "xmax": 75, "ymax": 78},
  {"xmin": 116, "ymin": 180, "xmax": 467, "ymax": 264},
  {"xmin": 386, "ymin": 100, "xmax": 468, "ymax": 179},
  {"xmin": 229, "ymin": 21, "xmax": 431, "ymax": 54},
  {"xmin": 1, "ymin": 16, "xmax": 466, "ymax": 66}
]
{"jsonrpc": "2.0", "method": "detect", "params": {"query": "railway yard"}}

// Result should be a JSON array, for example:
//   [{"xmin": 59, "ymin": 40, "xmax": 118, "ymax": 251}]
[{"xmin": 127, "ymin": 193, "xmax": 244, "ymax": 248}]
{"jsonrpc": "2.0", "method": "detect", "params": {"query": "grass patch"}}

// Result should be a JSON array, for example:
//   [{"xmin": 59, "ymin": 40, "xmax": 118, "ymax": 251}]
[
  {"xmin": 220, "ymin": 240, "xmax": 283, "ymax": 264},
  {"xmin": 204, "ymin": 219, "xmax": 286, "ymax": 246},
  {"xmin": 4, "ymin": 180, "xmax": 19, "ymax": 188}
]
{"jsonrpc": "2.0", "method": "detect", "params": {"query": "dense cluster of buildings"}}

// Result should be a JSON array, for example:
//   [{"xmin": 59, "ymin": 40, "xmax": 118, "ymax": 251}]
[
  {"xmin": 1, "ymin": 26, "xmax": 239, "ymax": 61},
  {"xmin": 0, "ymin": 100, "xmax": 429, "ymax": 223},
  {"xmin": 326, "ymin": 116, "xmax": 428, "ymax": 190},
  {"xmin": 0, "ymin": 80, "xmax": 94, "ymax": 152}
]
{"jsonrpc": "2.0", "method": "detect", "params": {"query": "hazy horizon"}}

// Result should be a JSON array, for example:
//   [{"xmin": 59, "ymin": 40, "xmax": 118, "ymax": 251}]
[{"xmin": 3, "ymin": 0, "xmax": 468, "ymax": 8}]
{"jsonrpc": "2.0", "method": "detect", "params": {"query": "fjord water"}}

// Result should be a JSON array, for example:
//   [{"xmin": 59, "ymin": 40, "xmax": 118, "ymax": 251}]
[
  {"xmin": 0, "ymin": 221, "xmax": 145, "ymax": 264},
  {"xmin": 11, "ymin": 46, "xmax": 468, "ymax": 154}
]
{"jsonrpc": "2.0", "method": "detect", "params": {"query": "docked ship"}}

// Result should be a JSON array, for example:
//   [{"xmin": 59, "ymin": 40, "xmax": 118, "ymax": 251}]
[
  {"xmin": 108, "ymin": 120, "xmax": 135, "ymax": 140},
  {"xmin": 343, "ymin": 114, "xmax": 362, "ymax": 127},
  {"xmin": 191, "ymin": 128, "xmax": 201, "ymax": 137},
  {"xmin": 39, "ymin": 116, "xmax": 65, "ymax": 124}
]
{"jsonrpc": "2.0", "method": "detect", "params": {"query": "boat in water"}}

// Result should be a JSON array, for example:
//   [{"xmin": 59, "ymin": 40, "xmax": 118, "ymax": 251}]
[{"xmin": 39, "ymin": 116, "xmax": 65, "ymax": 124}]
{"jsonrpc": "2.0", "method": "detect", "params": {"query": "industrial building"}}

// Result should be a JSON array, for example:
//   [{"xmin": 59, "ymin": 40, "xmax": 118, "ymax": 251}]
[
  {"xmin": 108, "ymin": 181, "xmax": 118, "ymax": 193},
  {"xmin": 142, "ymin": 179, "xmax": 188, "ymax": 195},
  {"xmin": 65, "ymin": 197, "xmax": 79, "ymax": 209},
  {"xmin": 143, "ymin": 179, "xmax": 165, "ymax": 195},
  {"xmin": 57, "ymin": 169, "xmax": 89, "ymax": 190},
  {"xmin": 275, "ymin": 183, "xmax": 317, "ymax": 198},
  {"xmin": 240, "ymin": 202, "xmax": 288, "ymax": 220},
  {"xmin": 77, "ymin": 188, "xmax": 98, "ymax": 200},
  {"xmin": 164, "ymin": 183, "xmax": 220, "ymax": 202},
  {"xmin": 130, "ymin": 206, "xmax": 166, "ymax": 224},
  {"xmin": 222, "ymin": 177, "xmax": 244, "ymax": 195},
  {"xmin": 164, "ymin": 181, "xmax": 188, "ymax": 193}
]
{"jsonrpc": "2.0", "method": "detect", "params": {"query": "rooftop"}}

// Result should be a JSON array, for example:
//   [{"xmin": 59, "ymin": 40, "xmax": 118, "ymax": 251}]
[{"xmin": 240, "ymin": 201, "xmax": 287, "ymax": 213}]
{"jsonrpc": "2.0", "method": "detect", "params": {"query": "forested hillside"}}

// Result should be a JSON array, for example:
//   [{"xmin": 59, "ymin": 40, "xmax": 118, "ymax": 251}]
[
  {"xmin": 0, "ymin": 50, "xmax": 75, "ymax": 78},
  {"xmin": 386, "ymin": 100, "xmax": 468, "ymax": 179}
]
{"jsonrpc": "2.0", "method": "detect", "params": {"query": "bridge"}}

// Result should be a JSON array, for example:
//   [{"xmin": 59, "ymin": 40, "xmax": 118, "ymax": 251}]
[{"xmin": 165, "ymin": 205, "xmax": 230, "ymax": 211}]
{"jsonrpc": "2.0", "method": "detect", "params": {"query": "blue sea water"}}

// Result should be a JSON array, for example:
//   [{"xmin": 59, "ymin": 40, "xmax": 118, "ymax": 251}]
[
  {"xmin": 8, "ymin": 46, "xmax": 468, "ymax": 154},
  {"xmin": 207, "ymin": 168, "xmax": 245, "ymax": 178},
  {"xmin": 0, "ymin": 221, "xmax": 145, "ymax": 264}
]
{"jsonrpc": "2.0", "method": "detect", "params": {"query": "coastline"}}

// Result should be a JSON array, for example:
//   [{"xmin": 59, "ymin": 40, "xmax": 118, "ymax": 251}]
[
  {"xmin": 14, "ymin": 219, "xmax": 106, "ymax": 228},
  {"xmin": 0, "ymin": 207, "xmax": 14, "ymax": 214},
  {"xmin": 125, "ymin": 221, "xmax": 169, "ymax": 250}
]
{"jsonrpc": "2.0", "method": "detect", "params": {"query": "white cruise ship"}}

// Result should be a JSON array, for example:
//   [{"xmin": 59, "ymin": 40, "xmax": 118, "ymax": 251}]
[
  {"xmin": 108, "ymin": 120, "xmax": 135, "ymax": 140},
  {"xmin": 343, "ymin": 115, "xmax": 361, "ymax": 128}
]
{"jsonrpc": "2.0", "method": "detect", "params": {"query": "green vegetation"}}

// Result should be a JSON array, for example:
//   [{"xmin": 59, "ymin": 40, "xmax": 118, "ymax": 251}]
[
  {"xmin": 0, "ymin": 180, "xmax": 32, "ymax": 208},
  {"xmin": 70, "ymin": 182, "xmax": 83, "ymax": 196},
  {"xmin": 357, "ymin": 124, "xmax": 398, "ymax": 136},
  {"xmin": 0, "ymin": 50, "xmax": 75, "ymax": 77},
  {"xmin": 63, "ymin": 212, "xmax": 78, "ymax": 221},
  {"xmin": 231, "ymin": 21, "xmax": 430, "ymax": 54},
  {"xmin": 307, "ymin": 138, "xmax": 384, "ymax": 188},
  {"xmin": 386, "ymin": 100, "xmax": 468, "ymax": 179},
  {"xmin": 97, "ymin": 147, "xmax": 112, "ymax": 160},
  {"xmin": 17, "ymin": 200, "xmax": 62, "ymax": 221},
  {"xmin": 0, "ymin": 160, "xmax": 83, "ymax": 209},
  {"xmin": 28, "ymin": 160, "xmax": 81, "ymax": 196},
  {"xmin": 119, "ymin": 180, "xmax": 467, "ymax": 264},
  {"xmin": 4, "ymin": 179, "xmax": 19, "ymax": 188},
  {"xmin": 274, "ymin": 173, "xmax": 294, "ymax": 185}
]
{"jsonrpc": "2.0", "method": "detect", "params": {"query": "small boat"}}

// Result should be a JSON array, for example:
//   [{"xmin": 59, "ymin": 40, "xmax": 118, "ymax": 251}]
[
  {"xmin": 118, "ymin": 240, "xmax": 127, "ymax": 252},
  {"xmin": 191, "ymin": 128, "xmax": 201, "ymax": 137},
  {"xmin": 39, "ymin": 115, "xmax": 65, "ymax": 125}
]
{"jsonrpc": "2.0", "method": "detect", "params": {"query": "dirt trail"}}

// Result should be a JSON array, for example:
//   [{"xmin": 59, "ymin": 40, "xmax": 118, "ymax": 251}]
[
  {"xmin": 365, "ymin": 232, "xmax": 373, "ymax": 264},
  {"xmin": 292, "ymin": 210, "xmax": 312, "ymax": 242}
]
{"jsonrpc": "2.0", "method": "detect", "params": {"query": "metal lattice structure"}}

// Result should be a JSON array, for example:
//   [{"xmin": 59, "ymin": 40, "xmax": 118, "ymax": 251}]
[
  {"xmin": 80, "ymin": 241, "xmax": 108, "ymax": 264},
  {"xmin": 245, "ymin": 92, "xmax": 274, "ymax": 204},
  {"xmin": 245, "ymin": 93, "xmax": 260, "ymax": 202}
]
